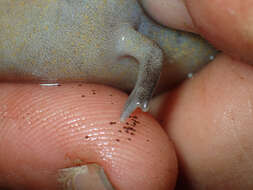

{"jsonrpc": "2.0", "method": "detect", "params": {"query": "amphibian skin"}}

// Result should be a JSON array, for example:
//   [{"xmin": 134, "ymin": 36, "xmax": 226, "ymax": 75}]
[{"xmin": 0, "ymin": 0, "xmax": 217, "ymax": 121}]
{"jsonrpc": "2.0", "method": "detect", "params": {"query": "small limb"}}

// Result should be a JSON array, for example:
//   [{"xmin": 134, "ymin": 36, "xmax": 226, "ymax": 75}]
[
  {"xmin": 120, "ymin": 87, "xmax": 150, "ymax": 121},
  {"xmin": 115, "ymin": 25, "xmax": 163, "ymax": 122}
]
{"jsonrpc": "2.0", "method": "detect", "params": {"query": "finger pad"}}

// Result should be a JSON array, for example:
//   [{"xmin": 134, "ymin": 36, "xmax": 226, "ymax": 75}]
[
  {"xmin": 0, "ymin": 83, "xmax": 177, "ymax": 190},
  {"xmin": 160, "ymin": 55, "xmax": 253, "ymax": 189}
]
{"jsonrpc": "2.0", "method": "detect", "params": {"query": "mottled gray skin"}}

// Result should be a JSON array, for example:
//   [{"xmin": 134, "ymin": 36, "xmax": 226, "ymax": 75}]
[{"xmin": 0, "ymin": 0, "xmax": 217, "ymax": 121}]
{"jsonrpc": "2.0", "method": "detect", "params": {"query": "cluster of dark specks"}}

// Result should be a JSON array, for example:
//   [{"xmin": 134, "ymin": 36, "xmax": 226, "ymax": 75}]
[
  {"xmin": 108, "ymin": 115, "xmax": 150, "ymax": 143},
  {"xmin": 58, "ymin": 84, "xmax": 151, "ymax": 142},
  {"xmin": 123, "ymin": 126, "xmax": 136, "ymax": 135},
  {"xmin": 108, "ymin": 94, "xmax": 114, "ymax": 104},
  {"xmin": 79, "ymin": 88, "xmax": 98, "ymax": 98},
  {"xmin": 123, "ymin": 116, "xmax": 139, "ymax": 137}
]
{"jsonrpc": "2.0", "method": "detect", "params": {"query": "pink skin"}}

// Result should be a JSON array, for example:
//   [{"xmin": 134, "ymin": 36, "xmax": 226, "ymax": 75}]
[
  {"xmin": 140, "ymin": 0, "xmax": 197, "ymax": 33},
  {"xmin": 2, "ymin": 0, "xmax": 253, "ymax": 189},
  {"xmin": 151, "ymin": 54, "xmax": 253, "ymax": 189},
  {"xmin": 185, "ymin": 0, "xmax": 253, "ymax": 63},
  {"xmin": 144, "ymin": 0, "xmax": 253, "ymax": 188},
  {"xmin": 0, "ymin": 84, "xmax": 177, "ymax": 190}
]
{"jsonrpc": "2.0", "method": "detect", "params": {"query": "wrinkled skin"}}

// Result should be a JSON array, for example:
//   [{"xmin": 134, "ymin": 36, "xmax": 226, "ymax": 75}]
[{"xmin": 0, "ymin": 0, "xmax": 217, "ymax": 120}]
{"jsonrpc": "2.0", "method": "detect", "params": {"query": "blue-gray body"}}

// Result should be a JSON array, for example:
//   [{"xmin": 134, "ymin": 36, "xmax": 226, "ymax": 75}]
[{"xmin": 0, "ymin": 0, "xmax": 217, "ymax": 120}]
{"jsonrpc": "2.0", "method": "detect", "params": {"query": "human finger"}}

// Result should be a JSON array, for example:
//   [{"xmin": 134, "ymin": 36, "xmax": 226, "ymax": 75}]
[
  {"xmin": 140, "ymin": 0, "xmax": 253, "ymax": 63},
  {"xmin": 151, "ymin": 54, "xmax": 253, "ymax": 189},
  {"xmin": 140, "ymin": 0, "xmax": 196, "ymax": 32},
  {"xmin": 0, "ymin": 83, "xmax": 177, "ymax": 190}
]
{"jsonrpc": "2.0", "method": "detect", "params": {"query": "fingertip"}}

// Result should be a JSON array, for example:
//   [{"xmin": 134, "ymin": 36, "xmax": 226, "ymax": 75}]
[
  {"xmin": 0, "ymin": 83, "xmax": 178, "ymax": 190},
  {"xmin": 185, "ymin": 0, "xmax": 253, "ymax": 63},
  {"xmin": 140, "ymin": 0, "xmax": 197, "ymax": 33},
  {"xmin": 152, "ymin": 54, "xmax": 253, "ymax": 189}
]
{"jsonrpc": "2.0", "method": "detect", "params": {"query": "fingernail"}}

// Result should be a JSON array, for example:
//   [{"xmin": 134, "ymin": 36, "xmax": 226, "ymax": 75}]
[{"xmin": 58, "ymin": 164, "xmax": 115, "ymax": 190}]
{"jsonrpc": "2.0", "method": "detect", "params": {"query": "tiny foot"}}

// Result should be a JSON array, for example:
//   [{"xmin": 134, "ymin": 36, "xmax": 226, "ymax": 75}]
[{"xmin": 120, "ymin": 89, "xmax": 150, "ymax": 122}]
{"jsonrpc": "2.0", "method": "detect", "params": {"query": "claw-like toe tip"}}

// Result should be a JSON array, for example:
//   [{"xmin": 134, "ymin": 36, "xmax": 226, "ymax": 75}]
[
  {"xmin": 120, "ymin": 101, "xmax": 139, "ymax": 122},
  {"xmin": 120, "ymin": 111, "xmax": 129, "ymax": 122},
  {"xmin": 120, "ymin": 100, "xmax": 150, "ymax": 122}
]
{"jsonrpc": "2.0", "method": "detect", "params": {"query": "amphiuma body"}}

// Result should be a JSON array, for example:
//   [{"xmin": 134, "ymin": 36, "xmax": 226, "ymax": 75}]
[{"xmin": 0, "ymin": 0, "xmax": 217, "ymax": 120}]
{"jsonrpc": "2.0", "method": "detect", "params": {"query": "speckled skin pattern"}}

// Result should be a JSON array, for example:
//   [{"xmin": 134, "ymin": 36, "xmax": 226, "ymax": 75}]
[{"xmin": 0, "ymin": 0, "xmax": 217, "ymax": 120}]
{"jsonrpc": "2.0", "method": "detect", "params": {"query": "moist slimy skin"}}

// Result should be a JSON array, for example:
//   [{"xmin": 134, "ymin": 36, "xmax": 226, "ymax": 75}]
[{"xmin": 0, "ymin": 0, "xmax": 218, "ymax": 121}]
